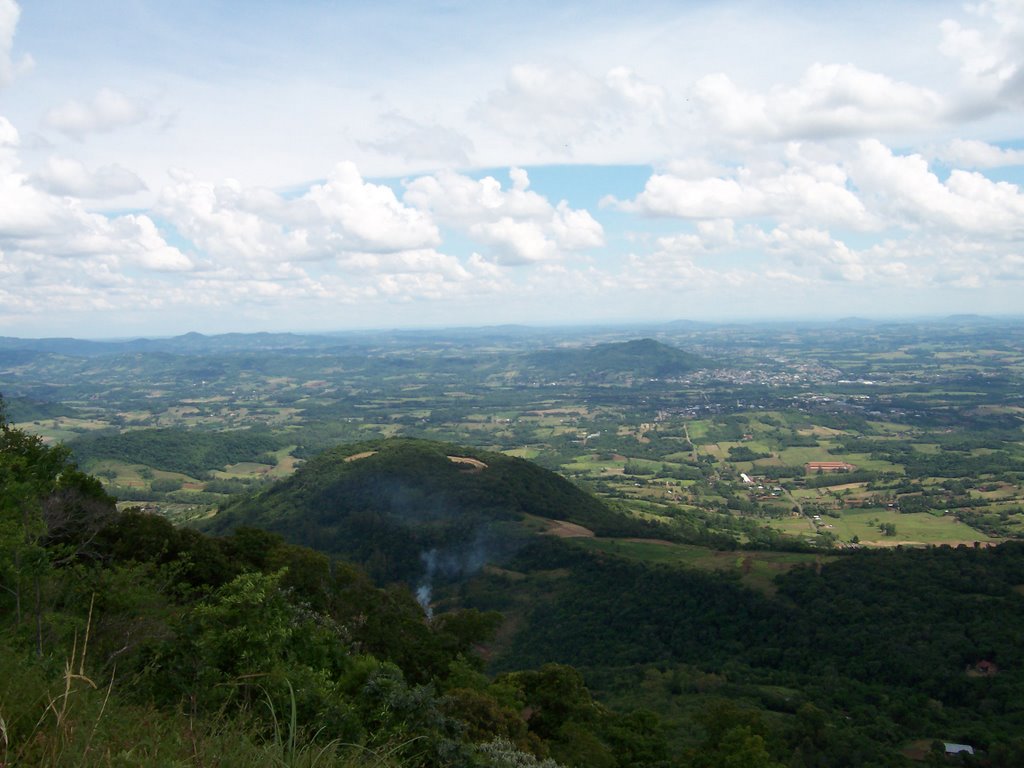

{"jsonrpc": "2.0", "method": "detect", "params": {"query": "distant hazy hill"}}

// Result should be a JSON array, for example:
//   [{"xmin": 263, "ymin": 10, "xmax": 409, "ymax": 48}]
[
  {"xmin": 204, "ymin": 438, "xmax": 636, "ymax": 584},
  {"xmin": 526, "ymin": 338, "xmax": 709, "ymax": 379}
]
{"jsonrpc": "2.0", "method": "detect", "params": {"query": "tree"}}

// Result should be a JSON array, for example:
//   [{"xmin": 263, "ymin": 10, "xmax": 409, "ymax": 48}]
[
  {"xmin": 0, "ymin": 396, "xmax": 115, "ymax": 654},
  {"xmin": 1, "ymin": 410, "xmax": 63, "ymax": 652}
]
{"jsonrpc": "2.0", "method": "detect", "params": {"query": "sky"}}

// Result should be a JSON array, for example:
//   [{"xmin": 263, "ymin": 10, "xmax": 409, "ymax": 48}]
[{"xmin": 1, "ymin": 0, "xmax": 1023, "ymax": 338}]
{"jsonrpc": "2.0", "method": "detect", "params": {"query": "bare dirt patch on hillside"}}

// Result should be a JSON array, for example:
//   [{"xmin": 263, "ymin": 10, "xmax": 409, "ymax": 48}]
[
  {"xmin": 344, "ymin": 451, "xmax": 378, "ymax": 462},
  {"xmin": 447, "ymin": 455, "xmax": 488, "ymax": 472},
  {"xmin": 543, "ymin": 520, "xmax": 596, "ymax": 538}
]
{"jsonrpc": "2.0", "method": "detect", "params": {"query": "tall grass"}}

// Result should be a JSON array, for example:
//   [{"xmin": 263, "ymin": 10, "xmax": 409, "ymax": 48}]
[{"xmin": 0, "ymin": 599, "xmax": 408, "ymax": 767}]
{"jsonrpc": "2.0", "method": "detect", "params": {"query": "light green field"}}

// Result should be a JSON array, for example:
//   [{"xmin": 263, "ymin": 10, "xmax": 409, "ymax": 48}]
[
  {"xmin": 790, "ymin": 488, "xmax": 827, "ymax": 500},
  {"xmin": 152, "ymin": 469, "xmax": 201, "ymax": 483},
  {"xmin": 562, "ymin": 457, "xmax": 623, "ymax": 473},
  {"xmin": 14, "ymin": 417, "xmax": 112, "ymax": 443},
  {"xmin": 776, "ymin": 447, "xmax": 904, "ymax": 474},
  {"xmin": 268, "ymin": 446, "xmax": 301, "ymax": 477},
  {"xmin": 362, "ymin": 423, "xmax": 402, "ymax": 437},
  {"xmin": 770, "ymin": 507, "xmax": 996, "ymax": 546},
  {"xmin": 685, "ymin": 420, "xmax": 710, "ymax": 439},
  {"xmin": 575, "ymin": 538, "xmax": 830, "ymax": 594},
  {"xmin": 90, "ymin": 460, "xmax": 151, "ymax": 487},
  {"xmin": 622, "ymin": 458, "xmax": 671, "ymax": 474},
  {"xmin": 777, "ymin": 446, "xmax": 838, "ymax": 465},
  {"xmin": 845, "ymin": 453, "xmax": 904, "ymax": 472},
  {"xmin": 703, "ymin": 444, "xmax": 726, "ymax": 460},
  {"xmin": 662, "ymin": 451, "xmax": 698, "ymax": 462},
  {"xmin": 503, "ymin": 447, "xmax": 541, "ymax": 459},
  {"xmin": 974, "ymin": 484, "xmax": 1022, "ymax": 501},
  {"xmin": 218, "ymin": 462, "xmax": 274, "ymax": 478},
  {"xmin": 866, "ymin": 421, "xmax": 920, "ymax": 436}
]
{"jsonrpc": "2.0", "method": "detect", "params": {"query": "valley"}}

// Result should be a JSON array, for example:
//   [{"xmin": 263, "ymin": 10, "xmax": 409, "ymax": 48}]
[{"xmin": 3, "ymin": 317, "xmax": 1024, "ymax": 766}]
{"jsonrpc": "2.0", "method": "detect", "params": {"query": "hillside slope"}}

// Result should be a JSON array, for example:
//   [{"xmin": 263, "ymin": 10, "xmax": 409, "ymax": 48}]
[{"xmin": 204, "ymin": 437, "xmax": 642, "ymax": 584}]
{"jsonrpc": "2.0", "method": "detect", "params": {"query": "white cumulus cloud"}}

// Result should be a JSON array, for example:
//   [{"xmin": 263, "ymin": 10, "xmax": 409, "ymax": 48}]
[
  {"xmin": 404, "ymin": 167, "xmax": 604, "ymax": 264},
  {"xmin": 935, "ymin": 138, "xmax": 1024, "ymax": 168},
  {"xmin": 31, "ymin": 156, "xmax": 147, "ymax": 198},
  {"xmin": 620, "ymin": 152, "xmax": 873, "ymax": 231},
  {"xmin": 695, "ymin": 63, "xmax": 945, "ymax": 140},
  {"xmin": 850, "ymin": 138, "xmax": 1024, "ymax": 235},
  {"xmin": 0, "ymin": 115, "xmax": 191, "ymax": 278},
  {"xmin": 940, "ymin": 0, "xmax": 1024, "ymax": 108},
  {"xmin": 44, "ymin": 88, "xmax": 151, "ymax": 140},
  {"xmin": 305, "ymin": 161, "xmax": 441, "ymax": 252}
]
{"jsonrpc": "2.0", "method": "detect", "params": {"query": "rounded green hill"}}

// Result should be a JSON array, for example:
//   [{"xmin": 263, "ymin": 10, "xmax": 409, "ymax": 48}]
[{"xmin": 203, "ymin": 438, "xmax": 628, "ymax": 583}]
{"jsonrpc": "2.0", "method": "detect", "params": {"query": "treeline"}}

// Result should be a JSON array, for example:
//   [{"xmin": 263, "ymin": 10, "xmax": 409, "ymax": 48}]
[
  {"xmin": 1, "ymin": 396, "xmax": 76, "ymax": 422},
  {"xmin": 802, "ymin": 469, "xmax": 881, "ymax": 488},
  {"xmin": 71, "ymin": 426, "xmax": 289, "ymax": 477}
]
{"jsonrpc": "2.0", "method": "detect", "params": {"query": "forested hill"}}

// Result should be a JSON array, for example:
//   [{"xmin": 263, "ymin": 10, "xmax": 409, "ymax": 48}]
[
  {"xmin": 204, "ymin": 437, "xmax": 650, "ymax": 583},
  {"xmin": 525, "ymin": 338, "xmax": 710, "ymax": 379}
]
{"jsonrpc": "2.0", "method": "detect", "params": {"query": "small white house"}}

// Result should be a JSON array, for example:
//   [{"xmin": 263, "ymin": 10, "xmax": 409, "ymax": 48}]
[{"xmin": 944, "ymin": 743, "xmax": 975, "ymax": 756}]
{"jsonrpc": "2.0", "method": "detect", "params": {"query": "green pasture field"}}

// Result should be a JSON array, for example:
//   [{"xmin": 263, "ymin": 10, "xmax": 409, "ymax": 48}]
[
  {"xmin": 684, "ymin": 420, "xmax": 710, "ymax": 439},
  {"xmin": 798, "ymin": 425, "xmax": 846, "ymax": 438},
  {"xmin": 574, "ymin": 538, "xmax": 829, "ymax": 594},
  {"xmin": 832, "ymin": 481, "xmax": 873, "ymax": 492},
  {"xmin": 769, "ymin": 507, "xmax": 997, "ymax": 546},
  {"xmin": 746, "ymin": 412, "xmax": 791, "ymax": 431},
  {"xmin": 88, "ymin": 460, "xmax": 152, "ymax": 488},
  {"xmin": 662, "ymin": 451, "xmax": 698, "ymax": 462},
  {"xmin": 620, "ymin": 502, "xmax": 675, "ymax": 522},
  {"xmin": 502, "ymin": 447, "xmax": 541, "ymax": 459},
  {"xmin": 622, "ymin": 457, "xmax": 670, "ymax": 474},
  {"xmin": 454, "ymin": 421, "xmax": 498, "ymax": 433},
  {"xmin": 790, "ymin": 488, "xmax": 827, "ymax": 500},
  {"xmin": 827, "ymin": 452, "xmax": 904, "ymax": 473},
  {"xmin": 969, "ymin": 447, "xmax": 1000, "ymax": 456},
  {"xmin": 361, "ymin": 423, "xmax": 402, "ymax": 437},
  {"xmin": 627, "ymin": 485, "xmax": 685, "ymax": 503},
  {"xmin": 152, "ymin": 468, "xmax": 201, "ymax": 484},
  {"xmin": 975, "ymin": 404, "xmax": 1024, "ymax": 416},
  {"xmin": 562, "ymin": 455, "xmax": 626, "ymax": 473},
  {"xmin": 702, "ymin": 444, "xmax": 726, "ymax": 460},
  {"xmin": 549, "ymin": 425, "xmax": 578, "ymax": 436},
  {"xmin": 776, "ymin": 446, "xmax": 838, "ymax": 465},
  {"xmin": 267, "ymin": 446, "xmax": 301, "ymax": 477},
  {"xmin": 216, "ymin": 462, "xmax": 274, "ymax": 479},
  {"xmin": 14, "ymin": 416, "xmax": 112, "ymax": 443},
  {"xmin": 520, "ymin": 414, "xmax": 570, "ymax": 427},
  {"xmin": 973, "ymin": 483, "xmax": 1023, "ymax": 501}
]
